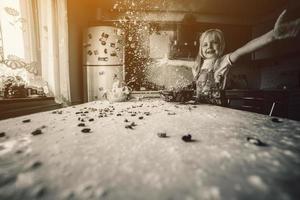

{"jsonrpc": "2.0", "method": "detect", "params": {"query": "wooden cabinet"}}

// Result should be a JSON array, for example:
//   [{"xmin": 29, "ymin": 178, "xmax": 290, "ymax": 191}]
[
  {"xmin": 0, "ymin": 97, "xmax": 61, "ymax": 120},
  {"xmin": 224, "ymin": 89, "xmax": 300, "ymax": 120}
]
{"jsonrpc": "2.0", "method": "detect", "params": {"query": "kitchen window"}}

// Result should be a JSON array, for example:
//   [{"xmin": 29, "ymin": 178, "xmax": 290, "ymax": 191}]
[{"xmin": 0, "ymin": 0, "xmax": 71, "ymax": 104}]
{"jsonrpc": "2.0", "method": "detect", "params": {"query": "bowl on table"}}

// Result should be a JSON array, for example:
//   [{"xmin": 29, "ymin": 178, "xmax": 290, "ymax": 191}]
[{"xmin": 160, "ymin": 89, "xmax": 195, "ymax": 102}]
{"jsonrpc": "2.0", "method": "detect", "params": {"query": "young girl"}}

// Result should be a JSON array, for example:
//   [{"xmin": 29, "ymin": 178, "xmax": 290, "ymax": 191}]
[{"xmin": 161, "ymin": 9, "xmax": 300, "ymax": 104}]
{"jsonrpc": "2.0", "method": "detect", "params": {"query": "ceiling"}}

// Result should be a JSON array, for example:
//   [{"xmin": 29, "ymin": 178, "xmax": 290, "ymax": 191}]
[{"xmin": 85, "ymin": 0, "xmax": 290, "ymax": 17}]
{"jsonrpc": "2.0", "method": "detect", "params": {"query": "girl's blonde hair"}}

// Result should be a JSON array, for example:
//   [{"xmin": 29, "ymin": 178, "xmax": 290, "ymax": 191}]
[{"xmin": 199, "ymin": 29, "xmax": 225, "ymax": 58}]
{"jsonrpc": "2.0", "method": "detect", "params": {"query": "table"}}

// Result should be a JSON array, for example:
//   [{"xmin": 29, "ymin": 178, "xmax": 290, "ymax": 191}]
[{"xmin": 1, "ymin": 99, "xmax": 300, "ymax": 200}]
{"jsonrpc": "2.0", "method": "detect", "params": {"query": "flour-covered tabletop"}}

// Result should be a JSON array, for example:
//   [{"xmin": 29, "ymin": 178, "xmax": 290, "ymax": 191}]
[{"xmin": 1, "ymin": 99, "xmax": 300, "ymax": 200}]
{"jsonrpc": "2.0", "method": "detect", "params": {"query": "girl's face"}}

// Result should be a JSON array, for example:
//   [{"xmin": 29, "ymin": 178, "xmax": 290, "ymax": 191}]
[{"xmin": 201, "ymin": 34, "xmax": 221, "ymax": 59}]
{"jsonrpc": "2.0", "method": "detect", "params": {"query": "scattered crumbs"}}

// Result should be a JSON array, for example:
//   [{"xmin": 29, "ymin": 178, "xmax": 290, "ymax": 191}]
[
  {"xmin": 0, "ymin": 132, "xmax": 5, "ymax": 137},
  {"xmin": 182, "ymin": 134, "xmax": 192, "ymax": 142},
  {"xmin": 144, "ymin": 112, "xmax": 150, "ymax": 116},
  {"xmin": 157, "ymin": 132, "xmax": 167, "ymax": 138},
  {"xmin": 168, "ymin": 112, "xmax": 176, "ymax": 115},
  {"xmin": 31, "ymin": 129, "xmax": 43, "ymax": 136},
  {"xmin": 78, "ymin": 123, "xmax": 85, "ymax": 127},
  {"xmin": 26, "ymin": 161, "xmax": 42, "ymax": 170},
  {"xmin": 31, "ymin": 161, "xmax": 42, "ymax": 169},
  {"xmin": 22, "ymin": 119, "xmax": 31, "ymax": 123},
  {"xmin": 130, "ymin": 122, "xmax": 137, "ymax": 127},
  {"xmin": 271, "ymin": 118, "xmax": 281, "ymax": 123},
  {"xmin": 81, "ymin": 128, "xmax": 91, "ymax": 133},
  {"xmin": 247, "ymin": 175, "xmax": 268, "ymax": 191},
  {"xmin": 125, "ymin": 125, "xmax": 133, "ymax": 129},
  {"xmin": 246, "ymin": 137, "xmax": 267, "ymax": 146},
  {"xmin": 16, "ymin": 149, "xmax": 23, "ymax": 154}
]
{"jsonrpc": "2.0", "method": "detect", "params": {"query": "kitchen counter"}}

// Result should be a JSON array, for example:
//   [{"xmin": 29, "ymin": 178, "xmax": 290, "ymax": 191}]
[
  {"xmin": 0, "ymin": 99, "xmax": 300, "ymax": 200},
  {"xmin": 0, "ymin": 97, "xmax": 61, "ymax": 120},
  {"xmin": 224, "ymin": 89, "xmax": 300, "ymax": 120}
]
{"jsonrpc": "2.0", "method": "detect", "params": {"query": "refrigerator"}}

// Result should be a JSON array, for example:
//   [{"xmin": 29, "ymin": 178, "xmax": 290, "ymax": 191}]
[{"xmin": 83, "ymin": 26, "xmax": 124, "ymax": 102}]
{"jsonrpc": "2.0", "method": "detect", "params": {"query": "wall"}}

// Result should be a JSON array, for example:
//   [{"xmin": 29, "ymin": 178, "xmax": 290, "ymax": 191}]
[
  {"xmin": 67, "ymin": 1, "xmax": 96, "ymax": 104},
  {"xmin": 260, "ymin": 57, "xmax": 300, "ymax": 89},
  {"xmin": 252, "ymin": 13, "xmax": 300, "ymax": 89}
]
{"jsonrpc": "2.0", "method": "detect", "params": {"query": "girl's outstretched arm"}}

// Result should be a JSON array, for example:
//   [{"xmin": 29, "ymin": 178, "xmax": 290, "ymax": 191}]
[{"xmin": 229, "ymin": 9, "xmax": 300, "ymax": 64}]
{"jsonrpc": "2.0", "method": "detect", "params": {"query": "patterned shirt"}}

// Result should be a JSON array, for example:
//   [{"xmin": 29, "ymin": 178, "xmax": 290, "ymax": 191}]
[{"xmin": 194, "ymin": 54, "xmax": 232, "ymax": 104}]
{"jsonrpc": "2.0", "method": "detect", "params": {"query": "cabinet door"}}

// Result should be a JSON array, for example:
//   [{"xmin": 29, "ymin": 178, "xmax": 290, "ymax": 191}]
[{"xmin": 86, "ymin": 66, "xmax": 123, "ymax": 101}]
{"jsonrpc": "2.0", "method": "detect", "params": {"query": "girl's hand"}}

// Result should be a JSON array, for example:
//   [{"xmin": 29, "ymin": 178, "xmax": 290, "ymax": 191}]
[{"xmin": 274, "ymin": 9, "xmax": 300, "ymax": 39}]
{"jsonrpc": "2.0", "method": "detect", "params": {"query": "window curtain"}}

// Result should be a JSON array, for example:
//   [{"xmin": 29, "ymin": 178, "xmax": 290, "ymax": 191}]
[
  {"xmin": 35, "ymin": 0, "xmax": 71, "ymax": 104},
  {"xmin": 0, "ymin": 0, "xmax": 71, "ymax": 104},
  {"xmin": 0, "ymin": 0, "xmax": 37, "ymax": 80}
]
